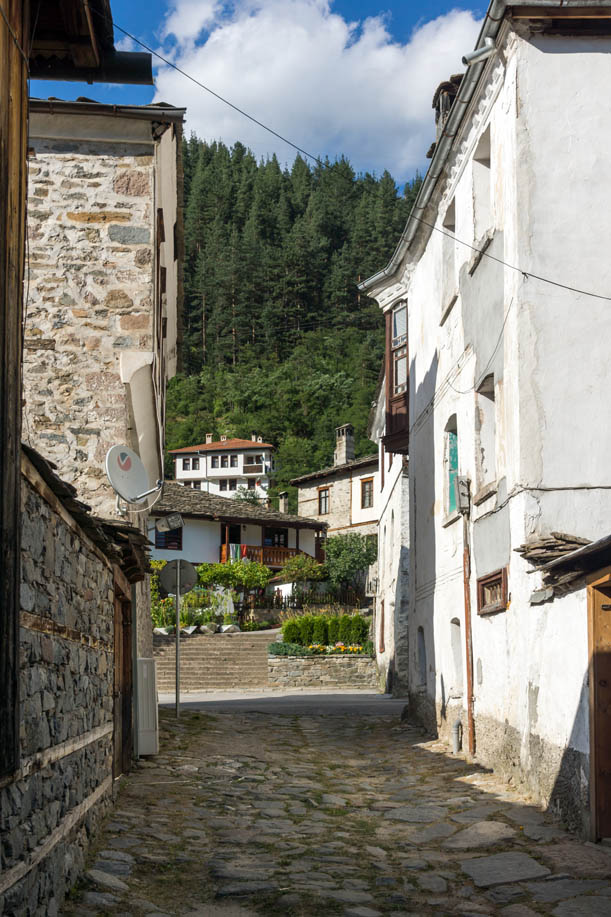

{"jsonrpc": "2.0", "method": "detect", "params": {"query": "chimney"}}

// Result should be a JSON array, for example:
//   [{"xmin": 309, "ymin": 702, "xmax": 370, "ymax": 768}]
[
  {"xmin": 220, "ymin": 434, "xmax": 227, "ymax": 442},
  {"xmin": 278, "ymin": 492, "xmax": 289, "ymax": 514},
  {"xmin": 251, "ymin": 433, "xmax": 256, "ymax": 441},
  {"xmin": 257, "ymin": 435, "xmax": 263, "ymax": 443},
  {"xmin": 205, "ymin": 433, "xmax": 213, "ymax": 444},
  {"xmin": 334, "ymin": 423, "xmax": 355, "ymax": 466},
  {"xmin": 432, "ymin": 73, "xmax": 463, "ymax": 143}
]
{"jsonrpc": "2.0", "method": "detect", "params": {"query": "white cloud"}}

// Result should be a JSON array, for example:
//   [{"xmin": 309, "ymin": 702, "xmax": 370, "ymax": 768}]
[{"xmin": 154, "ymin": 0, "xmax": 481, "ymax": 182}]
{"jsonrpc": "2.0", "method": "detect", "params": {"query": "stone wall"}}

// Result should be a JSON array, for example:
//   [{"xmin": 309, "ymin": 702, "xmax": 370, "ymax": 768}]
[
  {"xmin": 268, "ymin": 655, "xmax": 379, "ymax": 689},
  {"xmin": 0, "ymin": 474, "xmax": 115, "ymax": 916},
  {"xmin": 24, "ymin": 138, "xmax": 155, "ymax": 518}
]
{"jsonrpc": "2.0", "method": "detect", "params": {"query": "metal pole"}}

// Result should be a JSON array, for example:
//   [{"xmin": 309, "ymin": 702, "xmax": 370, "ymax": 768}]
[{"xmin": 175, "ymin": 560, "xmax": 181, "ymax": 719}]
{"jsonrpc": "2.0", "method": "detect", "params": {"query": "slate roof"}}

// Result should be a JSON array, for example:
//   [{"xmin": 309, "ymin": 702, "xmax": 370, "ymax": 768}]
[
  {"xmin": 152, "ymin": 482, "xmax": 326, "ymax": 531},
  {"xmin": 290, "ymin": 454, "xmax": 378, "ymax": 486},
  {"xmin": 170, "ymin": 438, "xmax": 274, "ymax": 454}
]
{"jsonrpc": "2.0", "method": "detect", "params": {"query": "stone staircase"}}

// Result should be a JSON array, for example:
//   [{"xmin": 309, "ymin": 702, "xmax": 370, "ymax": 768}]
[{"xmin": 153, "ymin": 631, "xmax": 278, "ymax": 692}]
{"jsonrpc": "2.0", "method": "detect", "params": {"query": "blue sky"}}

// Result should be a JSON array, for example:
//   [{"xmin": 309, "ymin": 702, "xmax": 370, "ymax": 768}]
[{"xmin": 31, "ymin": 1, "xmax": 485, "ymax": 183}]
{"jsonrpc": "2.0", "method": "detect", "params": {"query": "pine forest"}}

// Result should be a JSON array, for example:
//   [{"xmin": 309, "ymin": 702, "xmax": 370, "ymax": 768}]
[{"xmin": 167, "ymin": 136, "xmax": 421, "ymax": 508}]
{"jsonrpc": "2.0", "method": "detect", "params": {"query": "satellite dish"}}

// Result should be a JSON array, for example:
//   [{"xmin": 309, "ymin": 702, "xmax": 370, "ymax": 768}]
[{"xmin": 105, "ymin": 445, "xmax": 158, "ymax": 504}]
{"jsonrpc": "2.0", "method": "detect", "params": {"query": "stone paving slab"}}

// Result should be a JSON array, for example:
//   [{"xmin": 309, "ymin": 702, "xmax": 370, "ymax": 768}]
[{"xmin": 61, "ymin": 705, "xmax": 611, "ymax": 916}]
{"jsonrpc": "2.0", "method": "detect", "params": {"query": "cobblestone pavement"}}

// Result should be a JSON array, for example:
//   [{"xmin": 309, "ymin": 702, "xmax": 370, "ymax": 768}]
[{"xmin": 62, "ymin": 706, "xmax": 611, "ymax": 917}]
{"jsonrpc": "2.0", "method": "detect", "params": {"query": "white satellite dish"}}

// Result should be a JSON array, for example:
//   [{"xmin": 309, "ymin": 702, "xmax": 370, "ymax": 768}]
[{"xmin": 105, "ymin": 445, "xmax": 160, "ymax": 504}]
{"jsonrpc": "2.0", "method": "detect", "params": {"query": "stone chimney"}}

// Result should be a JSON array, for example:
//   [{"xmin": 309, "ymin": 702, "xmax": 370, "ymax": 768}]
[
  {"xmin": 431, "ymin": 73, "xmax": 463, "ymax": 145},
  {"xmin": 257, "ymin": 435, "xmax": 263, "ymax": 443},
  {"xmin": 220, "ymin": 435, "xmax": 227, "ymax": 442},
  {"xmin": 251, "ymin": 433, "xmax": 256, "ymax": 441},
  {"xmin": 334, "ymin": 424, "xmax": 355, "ymax": 466},
  {"xmin": 278, "ymin": 492, "xmax": 289, "ymax": 514},
  {"xmin": 206, "ymin": 433, "xmax": 213, "ymax": 444}
]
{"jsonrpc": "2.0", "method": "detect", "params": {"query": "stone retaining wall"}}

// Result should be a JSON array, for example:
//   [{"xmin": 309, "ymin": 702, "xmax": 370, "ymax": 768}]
[
  {"xmin": 0, "ymin": 475, "xmax": 115, "ymax": 916},
  {"xmin": 268, "ymin": 655, "xmax": 379, "ymax": 689}
]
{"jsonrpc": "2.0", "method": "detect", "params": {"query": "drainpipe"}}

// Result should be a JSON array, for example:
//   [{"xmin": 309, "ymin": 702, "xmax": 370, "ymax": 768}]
[{"xmin": 462, "ymin": 511, "xmax": 476, "ymax": 757}]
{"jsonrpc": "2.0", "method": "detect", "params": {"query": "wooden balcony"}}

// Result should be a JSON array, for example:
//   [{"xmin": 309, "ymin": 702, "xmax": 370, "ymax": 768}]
[
  {"xmin": 243, "ymin": 463, "xmax": 264, "ymax": 475},
  {"xmin": 220, "ymin": 544, "xmax": 302, "ymax": 568}
]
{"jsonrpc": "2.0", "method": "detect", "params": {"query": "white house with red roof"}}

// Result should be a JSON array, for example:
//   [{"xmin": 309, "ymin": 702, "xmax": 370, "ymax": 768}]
[{"xmin": 170, "ymin": 434, "xmax": 275, "ymax": 500}]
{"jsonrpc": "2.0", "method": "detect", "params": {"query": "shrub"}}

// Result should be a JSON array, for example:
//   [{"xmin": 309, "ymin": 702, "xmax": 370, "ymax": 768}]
[
  {"xmin": 338, "ymin": 614, "xmax": 352, "ymax": 644},
  {"xmin": 327, "ymin": 616, "xmax": 340, "ymax": 644},
  {"xmin": 312, "ymin": 616, "xmax": 328, "ymax": 646},
  {"xmin": 298, "ymin": 614, "xmax": 315, "ymax": 646},
  {"xmin": 362, "ymin": 639, "xmax": 374, "ymax": 657},
  {"xmin": 350, "ymin": 615, "xmax": 370, "ymax": 644},
  {"xmin": 282, "ymin": 619, "xmax": 301, "ymax": 644},
  {"xmin": 268, "ymin": 642, "xmax": 311, "ymax": 656}
]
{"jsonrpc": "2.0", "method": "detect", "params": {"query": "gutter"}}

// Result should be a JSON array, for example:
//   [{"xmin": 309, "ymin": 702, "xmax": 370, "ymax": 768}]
[{"xmin": 358, "ymin": 0, "xmax": 507, "ymax": 294}]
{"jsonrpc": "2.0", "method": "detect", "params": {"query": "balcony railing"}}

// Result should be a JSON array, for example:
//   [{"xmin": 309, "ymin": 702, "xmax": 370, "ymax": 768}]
[
  {"xmin": 243, "ymin": 463, "xmax": 264, "ymax": 475},
  {"xmin": 220, "ymin": 544, "xmax": 302, "ymax": 568}
]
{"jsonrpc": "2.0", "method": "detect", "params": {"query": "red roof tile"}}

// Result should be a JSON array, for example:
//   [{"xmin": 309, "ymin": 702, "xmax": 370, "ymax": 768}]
[{"xmin": 169, "ymin": 438, "xmax": 274, "ymax": 454}]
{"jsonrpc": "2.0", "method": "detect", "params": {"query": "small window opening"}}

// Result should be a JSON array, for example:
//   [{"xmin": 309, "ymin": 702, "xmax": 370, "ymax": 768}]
[
  {"xmin": 445, "ymin": 415, "xmax": 458, "ymax": 515},
  {"xmin": 450, "ymin": 618, "xmax": 464, "ymax": 696},
  {"xmin": 473, "ymin": 125, "xmax": 492, "ymax": 238},
  {"xmin": 476, "ymin": 374, "xmax": 496, "ymax": 492}
]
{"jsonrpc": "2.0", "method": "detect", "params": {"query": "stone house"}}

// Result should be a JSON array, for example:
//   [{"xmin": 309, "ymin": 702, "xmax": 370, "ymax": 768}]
[
  {"xmin": 290, "ymin": 425, "xmax": 379, "ymax": 591},
  {"xmin": 368, "ymin": 372, "xmax": 409, "ymax": 694},
  {"xmin": 1, "ymin": 3, "xmax": 155, "ymax": 912},
  {"xmin": 23, "ymin": 97, "xmax": 185, "ymax": 667},
  {"xmin": 170, "ymin": 434, "xmax": 275, "ymax": 500},
  {"xmin": 359, "ymin": 0, "xmax": 611, "ymax": 838},
  {"xmin": 150, "ymin": 482, "xmax": 326, "ymax": 570}
]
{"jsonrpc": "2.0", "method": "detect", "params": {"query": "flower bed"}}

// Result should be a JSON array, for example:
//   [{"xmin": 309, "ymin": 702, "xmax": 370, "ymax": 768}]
[
  {"xmin": 269, "ymin": 641, "xmax": 373, "ymax": 657},
  {"xmin": 268, "ymin": 654, "xmax": 379, "ymax": 689}
]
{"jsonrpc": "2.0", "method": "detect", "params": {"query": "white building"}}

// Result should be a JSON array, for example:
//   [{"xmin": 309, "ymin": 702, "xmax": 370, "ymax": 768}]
[
  {"xmin": 150, "ymin": 482, "xmax": 325, "ymax": 570},
  {"xmin": 368, "ymin": 379, "xmax": 409, "ymax": 694},
  {"xmin": 170, "ymin": 434, "xmax": 274, "ymax": 500},
  {"xmin": 360, "ymin": 0, "xmax": 611, "ymax": 838}
]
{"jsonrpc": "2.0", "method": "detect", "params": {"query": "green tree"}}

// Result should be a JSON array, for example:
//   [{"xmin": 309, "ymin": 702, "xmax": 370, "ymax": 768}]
[{"xmin": 324, "ymin": 533, "xmax": 378, "ymax": 591}]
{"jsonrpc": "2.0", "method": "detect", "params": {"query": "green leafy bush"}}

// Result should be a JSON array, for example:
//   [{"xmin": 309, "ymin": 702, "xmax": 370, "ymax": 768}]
[
  {"xmin": 338, "ymin": 614, "xmax": 353, "ymax": 644},
  {"xmin": 362, "ymin": 639, "xmax": 374, "ymax": 657},
  {"xmin": 350, "ymin": 615, "xmax": 370, "ymax": 644},
  {"xmin": 282, "ymin": 619, "xmax": 301, "ymax": 644},
  {"xmin": 312, "ymin": 616, "xmax": 328, "ymax": 645},
  {"xmin": 298, "ymin": 614, "xmax": 316, "ymax": 646},
  {"xmin": 268, "ymin": 642, "xmax": 312, "ymax": 656},
  {"xmin": 327, "ymin": 615, "xmax": 340, "ymax": 644}
]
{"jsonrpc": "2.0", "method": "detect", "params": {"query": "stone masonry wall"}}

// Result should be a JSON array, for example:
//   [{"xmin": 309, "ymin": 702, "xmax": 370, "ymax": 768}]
[
  {"xmin": 0, "ymin": 477, "xmax": 115, "ymax": 916},
  {"xmin": 268, "ymin": 655, "xmax": 379, "ymax": 689},
  {"xmin": 24, "ymin": 139, "xmax": 154, "ymax": 519},
  {"xmin": 297, "ymin": 475, "xmax": 378, "ymax": 538}
]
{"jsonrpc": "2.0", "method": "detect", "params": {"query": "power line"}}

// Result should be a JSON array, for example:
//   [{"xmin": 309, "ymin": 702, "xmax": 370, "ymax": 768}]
[
  {"xmin": 0, "ymin": 1, "xmax": 29, "ymax": 68},
  {"xmin": 84, "ymin": 2, "xmax": 326, "ymax": 168},
  {"xmin": 411, "ymin": 214, "xmax": 611, "ymax": 303}
]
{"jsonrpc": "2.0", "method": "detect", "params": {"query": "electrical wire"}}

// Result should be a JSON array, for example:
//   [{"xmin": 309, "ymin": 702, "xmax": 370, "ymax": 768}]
[
  {"xmin": 0, "ymin": 1, "xmax": 29, "ymax": 68},
  {"xmin": 446, "ymin": 297, "xmax": 515, "ymax": 396}
]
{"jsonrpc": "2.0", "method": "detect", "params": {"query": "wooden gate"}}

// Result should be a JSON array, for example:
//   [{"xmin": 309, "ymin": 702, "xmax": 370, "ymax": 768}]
[
  {"xmin": 588, "ymin": 569, "xmax": 611, "ymax": 840},
  {"xmin": 113, "ymin": 572, "xmax": 133, "ymax": 778}
]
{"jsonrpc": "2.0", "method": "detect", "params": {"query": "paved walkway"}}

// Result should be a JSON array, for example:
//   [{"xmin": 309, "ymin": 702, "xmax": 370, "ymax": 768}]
[{"xmin": 63, "ymin": 696, "xmax": 611, "ymax": 916}]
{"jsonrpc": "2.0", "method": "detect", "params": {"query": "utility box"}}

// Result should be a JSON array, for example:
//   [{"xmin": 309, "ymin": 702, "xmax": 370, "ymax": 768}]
[{"xmin": 137, "ymin": 658, "xmax": 159, "ymax": 756}]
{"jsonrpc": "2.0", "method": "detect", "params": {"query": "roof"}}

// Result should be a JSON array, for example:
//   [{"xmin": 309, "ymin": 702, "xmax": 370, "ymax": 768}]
[
  {"xmin": 152, "ymin": 482, "xmax": 326, "ymax": 531},
  {"xmin": 170, "ymin": 438, "xmax": 274, "ymax": 454},
  {"xmin": 290, "ymin": 454, "xmax": 378, "ymax": 486},
  {"xmin": 22, "ymin": 444, "xmax": 150, "ymax": 582},
  {"xmin": 29, "ymin": 99, "xmax": 186, "ymax": 122}
]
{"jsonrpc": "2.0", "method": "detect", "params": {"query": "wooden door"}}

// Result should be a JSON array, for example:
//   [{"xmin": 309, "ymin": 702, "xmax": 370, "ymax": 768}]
[
  {"xmin": 113, "ymin": 587, "xmax": 133, "ymax": 778},
  {"xmin": 588, "ymin": 571, "xmax": 611, "ymax": 839}
]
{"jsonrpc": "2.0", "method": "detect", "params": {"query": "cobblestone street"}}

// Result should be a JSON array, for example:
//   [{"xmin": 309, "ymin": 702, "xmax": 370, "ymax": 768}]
[{"xmin": 63, "ymin": 699, "xmax": 611, "ymax": 917}]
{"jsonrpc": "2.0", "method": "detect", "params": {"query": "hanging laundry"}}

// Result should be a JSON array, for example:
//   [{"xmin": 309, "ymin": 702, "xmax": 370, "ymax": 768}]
[
  {"xmin": 241, "ymin": 544, "xmax": 248, "ymax": 559},
  {"xmin": 229, "ymin": 543, "xmax": 240, "ymax": 562}
]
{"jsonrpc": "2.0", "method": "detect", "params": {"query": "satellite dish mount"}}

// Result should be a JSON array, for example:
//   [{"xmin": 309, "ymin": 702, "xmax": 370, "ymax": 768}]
[{"xmin": 105, "ymin": 445, "xmax": 162, "ymax": 505}]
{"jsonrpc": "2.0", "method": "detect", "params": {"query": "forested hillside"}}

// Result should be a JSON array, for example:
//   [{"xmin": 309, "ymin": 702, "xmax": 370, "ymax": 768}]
[{"xmin": 166, "ymin": 136, "xmax": 421, "ymax": 508}]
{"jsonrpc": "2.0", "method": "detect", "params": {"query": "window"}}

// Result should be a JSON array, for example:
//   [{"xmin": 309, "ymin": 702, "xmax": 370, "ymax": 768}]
[
  {"xmin": 475, "ymin": 375, "xmax": 496, "ymax": 497},
  {"xmin": 445, "ymin": 416, "xmax": 458, "ymax": 516},
  {"xmin": 220, "ymin": 479, "xmax": 228, "ymax": 491},
  {"xmin": 264, "ymin": 527, "xmax": 288, "ymax": 547},
  {"xmin": 221, "ymin": 455, "xmax": 229, "ymax": 468},
  {"xmin": 473, "ymin": 125, "xmax": 491, "ymax": 239},
  {"xmin": 230, "ymin": 455, "xmax": 238, "ymax": 468},
  {"xmin": 361, "ymin": 478, "xmax": 373, "ymax": 509},
  {"xmin": 477, "ymin": 568, "xmax": 508, "ymax": 616},
  {"xmin": 383, "ymin": 302, "xmax": 409, "ymax": 454},
  {"xmin": 211, "ymin": 456, "xmax": 219, "ymax": 468},
  {"xmin": 318, "ymin": 488, "xmax": 329, "ymax": 515},
  {"xmin": 192, "ymin": 457, "xmax": 200, "ymax": 470},
  {"xmin": 392, "ymin": 302, "xmax": 407, "ymax": 396},
  {"xmin": 155, "ymin": 527, "xmax": 183, "ymax": 550},
  {"xmin": 192, "ymin": 481, "xmax": 201, "ymax": 490},
  {"xmin": 229, "ymin": 479, "xmax": 237, "ymax": 491},
  {"xmin": 442, "ymin": 198, "xmax": 456, "ymax": 312},
  {"xmin": 247, "ymin": 479, "xmax": 256, "ymax": 490},
  {"xmin": 182, "ymin": 458, "xmax": 190, "ymax": 471}
]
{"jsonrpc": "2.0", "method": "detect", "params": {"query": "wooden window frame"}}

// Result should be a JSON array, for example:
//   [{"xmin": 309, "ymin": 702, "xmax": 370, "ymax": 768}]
[
  {"xmin": 220, "ymin": 479, "xmax": 228, "ymax": 491},
  {"xmin": 383, "ymin": 302, "xmax": 409, "ymax": 455},
  {"xmin": 221, "ymin": 455, "xmax": 229, "ymax": 468},
  {"xmin": 192, "ymin": 457, "xmax": 200, "ymax": 471},
  {"xmin": 247, "ymin": 478, "xmax": 256, "ymax": 490},
  {"xmin": 229, "ymin": 479, "xmax": 237, "ymax": 491},
  {"xmin": 361, "ymin": 477, "xmax": 374, "ymax": 509},
  {"xmin": 318, "ymin": 486, "xmax": 330, "ymax": 515},
  {"xmin": 230, "ymin": 454, "xmax": 238, "ymax": 468},
  {"xmin": 211, "ymin": 456, "xmax": 219, "ymax": 468},
  {"xmin": 477, "ymin": 567, "xmax": 508, "ymax": 616},
  {"xmin": 182, "ymin": 457, "xmax": 190, "ymax": 471},
  {"xmin": 155, "ymin": 527, "xmax": 183, "ymax": 551}
]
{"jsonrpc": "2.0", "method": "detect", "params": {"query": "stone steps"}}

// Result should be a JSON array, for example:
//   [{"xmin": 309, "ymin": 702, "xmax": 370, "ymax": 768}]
[{"xmin": 153, "ymin": 632, "xmax": 277, "ymax": 691}]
